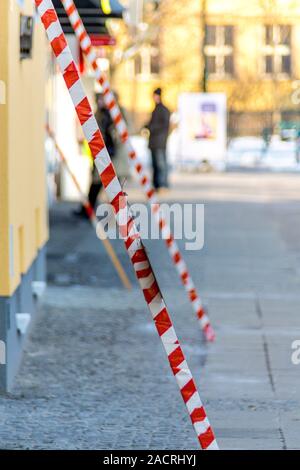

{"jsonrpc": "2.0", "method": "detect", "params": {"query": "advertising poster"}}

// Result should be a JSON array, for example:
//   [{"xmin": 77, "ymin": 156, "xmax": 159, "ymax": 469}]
[{"xmin": 178, "ymin": 93, "xmax": 227, "ymax": 168}]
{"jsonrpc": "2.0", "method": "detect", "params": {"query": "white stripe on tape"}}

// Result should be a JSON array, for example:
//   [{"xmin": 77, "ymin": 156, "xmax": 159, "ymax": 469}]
[
  {"xmin": 148, "ymin": 293, "xmax": 165, "ymax": 319},
  {"xmin": 105, "ymin": 176, "xmax": 122, "ymax": 203},
  {"xmin": 206, "ymin": 440, "xmax": 219, "ymax": 450},
  {"xmin": 134, "ymin": 261, "xmax": 150, "ymax": 271},
  {"xmin": 110, "ymin": 106, "xmax": 120, "ymax": 120},
  {"xmin": 161, "ymin": 326, "xmax": 177, "ymax": 345},
  {"xmin": 82, "ymin": 116, "xmax": 99, "ymax": 142},
  {"xmin": 69, "ymin": 79, "xmax": 86, "ymax": 107},
  {"xmin": 127, "ymin": 238, "xmax": 141, "ymax": 259},
  {"xmin": 57, "ymin": 48, "xmax": 73, "ymax": 72},
  {"xmin": 186, "ymin": 391, "xmax": 203, "ymax": 414},
  {"xmin": 116, "ymin": 120, "xmax": 127, "ymax": 135},
  {"xmin": 164, "ymin": 342, "xmax": 180, "ymax": 357},
  {"xmin": 139, "ymin": 273, "xmax": 155, "ymax": 290},
  {"xmin": 63, "ymin": 0, "xmax": 73, "ymax": 9},
  {"xmin": 47, "ymin": 20, "xmax": 61, "ymax": 42},
  {"xmin": 194, "ymin": 418, "xmax": 210, "ymax": 436},
  {"xmin": 94, "ymin": 148, "xmax": 111, "ymax": 174},
  {"xmin": 37, "ymin": 0, "xmax": 52, "ymax": 17},
  {"xmin": 76, "ymin": 23, "xmax": 86, "ymax": 38},
  {"xmin": 81, "ymin": 35, "xmax": 90, "ymax": 51},
  {"xmin": 175, "ymin": 368, "xmax": 192, "ymax": 389},
  {"xmin": 87, "ymin": 49, "xmax": 97, "ymax": 65},
  {"xmin": 69, "ymin": 10, "xmax": 80, "ymax": 25}
]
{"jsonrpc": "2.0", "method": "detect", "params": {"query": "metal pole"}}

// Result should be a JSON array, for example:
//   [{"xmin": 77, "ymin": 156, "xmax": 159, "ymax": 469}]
[{"xmin": 201, "ymin": 0, "xmax": 207, "ymax": 92}]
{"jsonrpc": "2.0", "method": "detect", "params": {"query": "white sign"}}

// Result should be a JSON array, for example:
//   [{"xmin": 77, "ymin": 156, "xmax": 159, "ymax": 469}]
[{"xmin": 178, "ymin": 93, "xmax": 227, "ymax": 167}]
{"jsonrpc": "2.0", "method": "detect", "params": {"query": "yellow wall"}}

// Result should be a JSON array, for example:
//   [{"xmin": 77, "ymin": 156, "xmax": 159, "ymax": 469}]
[
  {"xmin": 0, "ymin": 0, "xmax": 48, "ymax": 297},
  {"xmin": 0, "ymin": 0, "xmax": 10, "ymax": 296}
]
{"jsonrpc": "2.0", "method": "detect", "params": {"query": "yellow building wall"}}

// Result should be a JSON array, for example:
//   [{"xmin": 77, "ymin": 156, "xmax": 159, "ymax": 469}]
[
  {"xmin": 0, "ymin": 0, "xmax": 10, "ymax": 296},
  {"xmin": 0, "ymin": 0, "xmax": 48, "ymax": 297}
]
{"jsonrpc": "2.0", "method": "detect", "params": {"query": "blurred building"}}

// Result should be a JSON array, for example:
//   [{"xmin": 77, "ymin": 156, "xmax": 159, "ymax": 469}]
[
  {"xmin": 112, "ymin": 0, "xmax": 300, "ymax": 136},
  {"xmin": 0, "ymin": 0, "xmax": 48, "ymax": 392}
]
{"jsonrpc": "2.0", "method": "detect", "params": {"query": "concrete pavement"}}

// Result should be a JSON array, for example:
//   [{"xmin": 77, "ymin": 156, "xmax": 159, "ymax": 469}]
[{"xmin": 0, "ymin": 171, "xmax": 300, "ymax": 449}]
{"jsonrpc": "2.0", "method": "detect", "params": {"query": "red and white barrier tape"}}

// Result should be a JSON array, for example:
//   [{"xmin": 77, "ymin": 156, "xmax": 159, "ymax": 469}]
[
  {"xmin": 46, "ymin": 125, "xmax": 132, "ymax": 290},
  {"xmin": 60, "ymin": 0, "xmax": 215, "ymax": 343},
  {"xmin": 35, "ymin": 0, "xmax": 218, "ymax": 450}
]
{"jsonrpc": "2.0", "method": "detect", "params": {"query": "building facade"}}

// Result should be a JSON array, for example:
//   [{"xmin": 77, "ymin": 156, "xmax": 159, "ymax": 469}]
[
  {"xmin": 0, "ymin": 0, "xmax": 48, "ymax": 392},
  {"xmin": 112, "ymin": 0, "xmax": 300, "ymax": 135}
]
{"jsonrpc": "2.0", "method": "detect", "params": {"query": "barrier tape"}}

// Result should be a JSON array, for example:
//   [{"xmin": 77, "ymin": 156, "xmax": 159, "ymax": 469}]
[
  {"xmin": 46, "ymin": 125, "xmax": 132, "ymax": 290},
  {"xmin": 60, "ymin": 0, "xmax": 215, "ymax": 342},
  {"xmin": 36, "ymin": 0, "xmax": 218, "ymax": 449}
]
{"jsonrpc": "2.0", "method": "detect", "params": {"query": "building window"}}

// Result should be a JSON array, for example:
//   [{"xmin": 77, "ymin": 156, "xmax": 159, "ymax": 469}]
[
  {"xmin": 262, "ymin": 25, "xmax": 292, "ymax": 77},
  {"xmin": 133, "ymin": 45, "xmax": 160, "ymax": 78},
  {"xmin": 204, "ymin": 25, "xmax": 234, "ymax": 78}
]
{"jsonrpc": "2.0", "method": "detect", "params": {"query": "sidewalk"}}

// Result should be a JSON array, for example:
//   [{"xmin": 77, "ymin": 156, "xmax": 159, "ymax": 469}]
[{"xmin": 0, "ymin": 171, "xmax": 300, "ymax": 449}]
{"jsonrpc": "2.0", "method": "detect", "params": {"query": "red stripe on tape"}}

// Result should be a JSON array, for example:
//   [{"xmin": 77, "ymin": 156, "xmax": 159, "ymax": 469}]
[
  {"xmin": 76, "ymin": 97, "xmax": 92, "ymax": 125},
  {"xmin": 114, "ymin": 113, "xmax": 122, "ymax": 125},
  {"xmin": 89, "ymin": 131, "xmax": 104, "ymax": 158},
  {"xmin": 154, "ymin": 308, "xmax": 172, "ymax": 336},
  {"xmin": 143, "ymin": 281, "xmax": 159, "ymax": 304},
  {"xmin": 66, "ymin": 3, "xmax": 76, "ymax": 15},
  {"xmin": 147, "ymin": 189, "xmax": 155, "ymax": 199},
  {"xmin": 132, "ymin": 249, "xmax": 148, "ymax": 264},
  {"xmin": 199, "ymin": 427, "xmax": 215, "ymax": 450},
  {"xmin": 197, "ymin": 306, "xmax": 205, "ymax": 320},
  {"xmin": 51, "ymin": 33, "xmax": 67, "ymax": 57},
  {"xmin": 189, "ymin": 289, "xmax": 197, "ymax": 302},
  {"xmin": 73, "ymin": 19, "xmax": 81, "ymax": 31},
  {"xmin": 63, "ymin": 62, "xmax": 78, "ymax": 89},
  {"xmin": 41, "ymin": 9, "xmax": 57, "ymax": 29},
  {"xmin": 181, "ymin": 271, "xmax": 189, "ymax": 283},
  {"xmin": 101, "ymin": 162, "xmax": 115, "ymax": 188},
  {"xmin": 110, "ymin": 191, "xmax": 126, "ymax": 214},
  {"xmin": 169, "ymin": 346, "xmax": 185, "ymax": 372},
  {"xmin": 107, "ymin": 100, "xmax": 115, "ymax": 110},
  {"xmin": 173, "ymin": 252, "xmax": 181, "ymax": 264},
  {"xmin": 121, "ymin": 131, "xmax": 128, "ymax": 143},
  {"xmin": 191, "ymin": 406, "xmax": 206, "ymax": 423},
  {"xmin": 166, "ymin": 234, "xmax": 174, "ymax": 247},
  {"xmin": 136, "ymin": 267, "xmax": 152, "ymax": 279},
  {"xmin": 181, "ymin": 379, "xmax": 197, "ymax": 404}
]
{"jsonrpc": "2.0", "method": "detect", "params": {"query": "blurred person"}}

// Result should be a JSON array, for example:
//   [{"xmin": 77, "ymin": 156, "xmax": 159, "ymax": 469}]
[
  {"xmin": 146, "ymin": 87, "xmax": 170, "ymax": 191},
  {"xmin": 113, "ymin": 91, "xmax": 131, "ymax": 181},
  {"xmin": 74, "ymin": 93, "xmax": 116, "ymax": 218},
  {"xmin": 261, "ymin": 126, "xmax": 272, "ymax": 158}
]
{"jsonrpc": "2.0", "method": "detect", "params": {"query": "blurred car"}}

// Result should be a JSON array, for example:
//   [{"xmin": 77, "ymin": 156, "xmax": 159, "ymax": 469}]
[
  {"xmin": 262, "ymin": 136, "xmax": 299, "ymax": 171},
  {"xmin": 226, "ymin": 135, "xmax": 300, "ymax": 171},
  {"xmin": 226, "ymin": 137, "xmax": 265, "ymax": 168}
]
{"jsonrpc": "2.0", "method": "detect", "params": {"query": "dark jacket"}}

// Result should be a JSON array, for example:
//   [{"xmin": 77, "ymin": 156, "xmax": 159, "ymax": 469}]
[
  {"xmin": 95, "ymin": 107, "xmax": 115, "ymax": 157},
  {"xmin": 147, "ymin": 102, "xmax": 170, "ymax": 150}
]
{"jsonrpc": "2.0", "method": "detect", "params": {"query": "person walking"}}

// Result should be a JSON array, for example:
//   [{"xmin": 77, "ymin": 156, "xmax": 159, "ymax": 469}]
[
  {"xmin": 74, "ymin": 93, "xmax": 116, "ymax": 218},
  {"xmin": 146, "ymin": 88, "xmax": 170, "ymax": 190}
]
